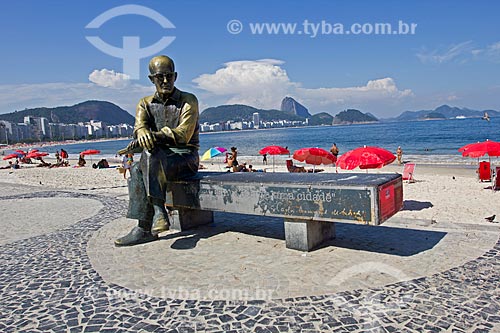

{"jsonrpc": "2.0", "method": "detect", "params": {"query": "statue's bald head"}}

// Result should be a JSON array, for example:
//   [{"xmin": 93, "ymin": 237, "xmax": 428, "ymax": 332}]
[
  {"xmin": 148, "ymin": 55, "xmax": 177, "ymax": 97},
  {"xmin": 148, "ymin": 55, "xmax": 175, "ymax": 75}
]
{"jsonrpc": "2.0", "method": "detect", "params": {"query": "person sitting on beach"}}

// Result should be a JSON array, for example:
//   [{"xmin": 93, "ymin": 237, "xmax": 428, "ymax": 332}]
[
  {"xmin": 286, "ymin": 159, "xmax": 306, "ymax": 173},
  {"xmin": 19, "ymin": 156, "xmax": 32, "ymax": 164},
  {"xmin": 396, "ymin": 146, "xmax": 403, "ymax": 165},
  {"xmin": 60, "ymin": 149, "xmax": 68, "ymax": 162},
  {"xmin": 248, "ymin": 164, "xmax": 265, "ymax": 172},
  {"xmin": 35, "ymin": 157, "xmax": 51, "ymax": 167},
  {"xmin": 233, "ymin": 162, "xmax": 248, "ymax": 172},
  {"xmin": 0, "ymin": 161, "xmax": 13, "ymax": 170},
  {"xmin": 78, "ymin": 154, "xmax": 86, "ymax": 167},
  {"xmin": 227, "ymin": 146, "xmax": 239, "ymax": 168},
  {"xmin": 93, "ymin": 159, "xmax": 110, "ymax": 169}
]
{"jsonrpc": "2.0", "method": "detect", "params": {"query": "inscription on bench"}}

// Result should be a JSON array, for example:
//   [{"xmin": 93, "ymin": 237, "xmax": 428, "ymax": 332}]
[{"xmin": 178, "ymin": 183, "xmax": 373, "ymax": 224}]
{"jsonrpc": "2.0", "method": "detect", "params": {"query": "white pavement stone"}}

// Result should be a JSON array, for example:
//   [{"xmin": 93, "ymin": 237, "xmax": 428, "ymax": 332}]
[
  {"xmin": 0, "ymin": 197, "xmax": 102, "ymax": 245},
  {"xmin": 87, "ymin": 212, "xmax": 499, "ymax": 300}
]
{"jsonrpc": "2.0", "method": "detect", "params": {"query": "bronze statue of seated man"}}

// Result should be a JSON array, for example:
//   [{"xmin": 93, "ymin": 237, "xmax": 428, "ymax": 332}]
[{"xmin": 115, "ymin": 55, "xmax": 200, "ymax": 246}]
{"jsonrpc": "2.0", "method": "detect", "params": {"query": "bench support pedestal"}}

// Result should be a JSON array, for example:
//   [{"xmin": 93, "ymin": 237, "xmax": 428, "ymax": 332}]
[
  {"xmin": 169, "ymin": 208, "xmax": 214, "ymax": 231},
  {"xmin": 284, "ymin": 219, "xmax": 335, "ymax": 251}
]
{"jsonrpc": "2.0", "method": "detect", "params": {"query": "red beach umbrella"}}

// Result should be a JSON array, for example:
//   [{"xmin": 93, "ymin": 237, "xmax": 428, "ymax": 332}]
[
  {"xmin": 26, "ymin": 151, "xmax": 49, "ymax": 159},
  {"xmin": 259, "ymin": 145, "xmax": 290, "ymax": 172},
  {"xmin": 80, "ymin": 149, "xmax": 101, "ymax": 155},
  {"xmin": 259, "ymin": 145, "xmax": 290, "ymax": 155},
  {"xmin": 459, "ymin": 140, "xmax": 500, "ymax": 158},
  {"xmin": 336, "ymin": 146, "xmax": 396, "ymax": 170},
  {"xmin": 2, "ymin": 153, "xmax": 20, "ymax": 160},
  {"xmin": 15, "ymin": 150, "xmax": 27, "ymax": 155},
  {"xmin": 293, "ymin": 147, "xmax": 336, "ymax": 172},
  {"xmin": 293, "ymin": 147, "xmax": 336, "ymax": 165}
]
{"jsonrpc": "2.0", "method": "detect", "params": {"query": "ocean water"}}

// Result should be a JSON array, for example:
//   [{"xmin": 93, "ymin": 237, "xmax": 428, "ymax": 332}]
[{"xmin": 16, "ymin": 118, "xmax": 500, "ymax": 166}]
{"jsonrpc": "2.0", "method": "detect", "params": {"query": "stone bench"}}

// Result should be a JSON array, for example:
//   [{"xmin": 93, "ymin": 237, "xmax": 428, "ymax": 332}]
[{"xmin": 165, "ymin": 172, "xmax": 403, "ymax": 251}]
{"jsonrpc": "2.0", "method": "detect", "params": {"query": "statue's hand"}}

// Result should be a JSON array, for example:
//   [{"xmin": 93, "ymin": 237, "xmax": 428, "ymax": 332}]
[
  {"xmin": 117, "ymin": 140, "xmax": 140, "ymax": 155},
  {"xmin": 153, "ymin": 131, "xmax": 168, "ymax": 144},
  {"xmin": 136, "ymin": 128, "xmax": 155, "ymax": 151}
]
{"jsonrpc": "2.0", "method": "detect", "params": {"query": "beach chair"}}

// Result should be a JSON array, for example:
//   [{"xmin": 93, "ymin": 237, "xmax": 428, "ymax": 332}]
[
  {"xmin": 478, "ymin": 161, "xmax": 492, "ymax": 182},
  {"xmin": 402, "ymin": 163, "xmax": 416, "ymax": 183}
]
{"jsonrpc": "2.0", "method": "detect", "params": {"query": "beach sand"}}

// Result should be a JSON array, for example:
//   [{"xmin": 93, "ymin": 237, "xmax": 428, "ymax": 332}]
[{"xmin": 1, "ymin": 156, "xmax": 498, "ymax": 224}]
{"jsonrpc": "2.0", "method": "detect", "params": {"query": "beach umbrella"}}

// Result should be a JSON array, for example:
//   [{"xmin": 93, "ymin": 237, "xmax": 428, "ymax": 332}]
[
  {"xmin": 2, "ymin": 153, "xmax": 20, "ymax": 160},
  {"xmin": 293, "ymin": 147, "xmax": 336, "ymax": 172},
  {"xmin": 80, "ymin": 149, "xmax": 101, "ymax": 164},
  {"xmin": 25, "ymin": 151, "xmax": 49, "ymax": 159},
  {"xmin": 80, "ymin": 149, "xmax": 101, "ymax": 156},
  {"xmin": 201, "ymin": 147, "xmax": 227, "ymax": 161},
  {"xmin": 15, "ymin": 150, "xmax": 27, "ymax": 155},
  {"xmin": 459, "ymin": 140, "xmax": 500, "ymax": 158},
  {"xmin": 259, "ymin": 145, "xmax": 290, "ymax": 172},
  {"xmin": 336, "ymin": 146, "xmax": 396, "ymax": 171}
]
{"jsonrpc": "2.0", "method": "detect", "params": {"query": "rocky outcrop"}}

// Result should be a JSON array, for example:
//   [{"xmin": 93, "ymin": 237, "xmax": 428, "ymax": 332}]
[{"xmin": 280, "ymin": 97, "xmax": 311, "ymax": 118}]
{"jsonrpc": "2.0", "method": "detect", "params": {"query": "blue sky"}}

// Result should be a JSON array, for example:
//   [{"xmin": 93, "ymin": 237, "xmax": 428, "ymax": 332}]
[{"xmin": 0, "ymin": 0, "xmax": 499, "ymax": 118}]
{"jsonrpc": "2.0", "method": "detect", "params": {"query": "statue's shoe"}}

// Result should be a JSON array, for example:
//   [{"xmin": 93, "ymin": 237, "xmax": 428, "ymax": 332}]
[
  {"xmin": 114, "ymin": 226, "xmax": 158, "ymax": 246},
  {"xmin": 151, "ymin": 212, "xmax": 170, "ymax": 234}
]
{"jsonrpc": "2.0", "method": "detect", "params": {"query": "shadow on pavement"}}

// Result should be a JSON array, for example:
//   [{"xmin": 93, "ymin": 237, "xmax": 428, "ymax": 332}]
[{"xmin": 164, "ymin": 212, "xmax": 445, "ymax": 256}]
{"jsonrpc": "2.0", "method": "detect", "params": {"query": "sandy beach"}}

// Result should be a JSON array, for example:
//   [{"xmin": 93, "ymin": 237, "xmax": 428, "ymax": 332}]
[{"xmin": 1, "ymin": 156, "xmax": 498, "ymax": 226}]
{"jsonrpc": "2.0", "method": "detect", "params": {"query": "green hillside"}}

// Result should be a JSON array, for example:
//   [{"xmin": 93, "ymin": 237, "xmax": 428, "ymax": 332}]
[
  {"xmin": 309, "ymin": 112, "xmax": 334, "ymax": 126},
  {"xmin": 333, "ymin": 109, "xmax": 378, "ymax": 124},
  {"xmin": 200, "ymin": 104, "xmax": 304, "ymax": 123},
  {"xmin": 0, "ymin": 100, "xmax": 135, "ymax": 125}
]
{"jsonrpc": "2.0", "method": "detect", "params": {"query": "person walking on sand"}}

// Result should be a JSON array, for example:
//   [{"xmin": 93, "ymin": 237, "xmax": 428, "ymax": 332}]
[
  {"xmin": 396, "ymin": 146, "xmax": 403, "ymax": 165},
  {"xmin": 122, "ymin": 153, "xmax": 133, "ymax": 179},
  {"xmin": 263, "ymin": 153, "xmax": 268, "ymax": 165},
  {"xmin": 330, "ymin": 143, "xmax": 339, "ymax": 158},
  {"xmin": 330, "ymin": 143, "xmax": 339, "ymax": 172}
]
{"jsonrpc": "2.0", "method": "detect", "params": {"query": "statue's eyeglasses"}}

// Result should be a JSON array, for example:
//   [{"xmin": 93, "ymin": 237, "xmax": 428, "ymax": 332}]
[{"xmin": 150, "ymin": 73, "xmax": 175, "ymax": 81}]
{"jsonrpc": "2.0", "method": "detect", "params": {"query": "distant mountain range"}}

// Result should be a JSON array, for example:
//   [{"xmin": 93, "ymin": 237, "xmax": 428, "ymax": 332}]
[
  {"xmin": 1, "ymin": 99, "xmax": 497, "ymax": 128},
  {"xmin": 0, "ymin": 100, "xmax": 135, "ymax": 125},
  {"xmin": 391, "ymin": 105, "xmax": 499, "ymax": 121},
  {"xmin": 200, "ymin": 97, "xmax": 332, "ymax": 125}
]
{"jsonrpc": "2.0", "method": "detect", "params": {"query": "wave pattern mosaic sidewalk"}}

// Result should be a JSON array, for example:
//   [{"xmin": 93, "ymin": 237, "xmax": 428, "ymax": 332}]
[{"xmin": 0, "ymin": 189, "xmax": 499, "ymax": 332}]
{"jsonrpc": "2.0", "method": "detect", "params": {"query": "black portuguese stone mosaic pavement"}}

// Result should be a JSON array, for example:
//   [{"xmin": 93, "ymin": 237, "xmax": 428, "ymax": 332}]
[{"xmin": 0, "ymin": 190, "xmax": 499, "ymax": 332}]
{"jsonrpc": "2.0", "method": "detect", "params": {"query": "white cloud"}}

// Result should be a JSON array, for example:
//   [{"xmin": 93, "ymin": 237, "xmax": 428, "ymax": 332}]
[
  {"xmin": 193, "ymin": 60, "xmax": 413, "ymax": 117},
  {"xmin": 485, "ymin": 41, "xmax": 500, "ymax": 62},
  {"xmin": 193, "ymin": 59, "xmax": 296, "ymax": 109},
  {"xmin": 417, "ymin": 40, "xmax": 500, "ymax": 64},
  {"xmin": 89, "ymin": 69, "xmax": 131, "ymax": 89},
  {"xmin": 416, "ymin": 41, "xmax": 474, "ymax": 64},
  {"xmin": 296, "ymin": 78, "xmax": 413, "ymax": 108}
]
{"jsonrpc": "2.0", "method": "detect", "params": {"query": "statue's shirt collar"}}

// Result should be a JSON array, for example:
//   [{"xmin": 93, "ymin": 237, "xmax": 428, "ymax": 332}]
[{"xmin": 152, "ymin": 88, "xmax": 181, "ymax": 105}]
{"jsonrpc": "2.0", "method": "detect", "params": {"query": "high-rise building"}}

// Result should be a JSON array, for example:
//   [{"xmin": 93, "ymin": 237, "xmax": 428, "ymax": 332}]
[{"xmin": 253, "ymin": 112, "xmax": 260, "ymax": 129}]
